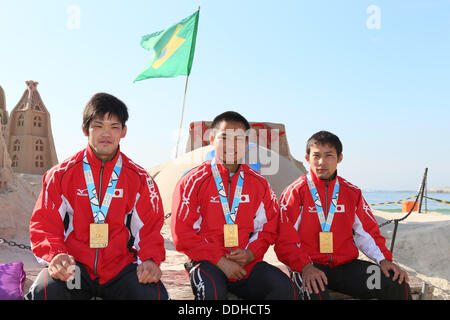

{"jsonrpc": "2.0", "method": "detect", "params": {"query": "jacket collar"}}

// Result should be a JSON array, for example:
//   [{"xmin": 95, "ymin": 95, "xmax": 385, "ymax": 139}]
[
  {"xmin": 85, "ymin": 144, "xmax": 121, "ymax": 169},
  {"xmin": 309, "ymin": 169, "xmax": 338, "ymax": 188},
  {"xmin": 212, "ymin": 154, "xmax": 244, "ymax": 177}
]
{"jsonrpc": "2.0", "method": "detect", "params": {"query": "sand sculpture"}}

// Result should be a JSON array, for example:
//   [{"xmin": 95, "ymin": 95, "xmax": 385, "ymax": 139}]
[
  {"xmin": 0, "ymin": 81, "xmax": 57, "ymax": 238},
  {"xmin": 150, "ymin": 121, "xmax": 308, "ymax": 215},
  {"xmin": 1, "ymin": 81, "xmax": 58, "ymax": 176},
  {"xmin": 0, "ymin": 86, "xmax": 13, "ymax": 191}
]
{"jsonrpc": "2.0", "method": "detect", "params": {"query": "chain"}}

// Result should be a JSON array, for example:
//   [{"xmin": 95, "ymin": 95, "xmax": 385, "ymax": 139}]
[
  {"xmin": 378, "ymin": 220, "xmax": 393, "ymax": 228},
  {"xmin": 0, "ymin": 237, "xmax": 31, "ymax": 251},
  {"xmin": 0, "ymin": 213, "xmax": 174, "ymax": 251}
]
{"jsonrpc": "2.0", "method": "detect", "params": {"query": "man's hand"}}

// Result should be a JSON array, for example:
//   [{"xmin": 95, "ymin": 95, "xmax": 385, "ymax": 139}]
[
  {"xmin": 226, "ymin": 248, "xmax": 254, "ymax": 267},
  {"xmin": 380, "ymin": 259, "xmax": 409, "ymax": 284},
  {"xmin": 217, "ymin": 256, "xmax": 247, "ymax": 280},
  {"xmin": 48, "ymin": 253, "xmax": 76, "ymax": 282},
  {"xmin": 301, "ymin": 263, "xmax": 328, "ymax": 294},
  {"xmin": 136, "ymin": 259, "xmax": 162, "ymax": 284}
]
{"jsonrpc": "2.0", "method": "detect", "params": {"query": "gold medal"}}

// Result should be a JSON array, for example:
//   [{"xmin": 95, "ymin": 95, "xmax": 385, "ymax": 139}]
[
  {"xmin": 224, "ymin": 224, "xmax": 239, "ymax": 248},
  {"xmin": 319, "ymin": 232, "xmax": 333, "ymax": 253},
  {"xmin": 90, "ymin": 223, "xmax": 108, "ymax": 248}
]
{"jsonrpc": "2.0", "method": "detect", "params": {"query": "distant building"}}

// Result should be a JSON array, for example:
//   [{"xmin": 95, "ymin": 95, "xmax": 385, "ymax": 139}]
[{"xmin": 2, "ymin": 81, "xmax": 58, "ymax": 175}]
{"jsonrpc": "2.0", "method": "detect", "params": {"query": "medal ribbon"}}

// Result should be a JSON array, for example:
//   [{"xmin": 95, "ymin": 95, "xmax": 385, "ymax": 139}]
[
  {"xmin": 211, "ymin": 158, "xmax": 244, "ymax": 225},
  {"xmin": 306, "ymin": 174, "xmax": 339, "ymax": 232},
  {"xmin": 83, "ymin": 151, "xmax": 122, "ymax": 224}
]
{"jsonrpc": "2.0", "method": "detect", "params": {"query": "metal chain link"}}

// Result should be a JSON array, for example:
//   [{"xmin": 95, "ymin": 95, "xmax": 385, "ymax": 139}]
[
  {"xmin": 378, "ymin": 220, "xmax": 393, "ymax": 228},
  {"xmin": 0, "ymin": 237, "xmax": 31, "ymax": 251}
]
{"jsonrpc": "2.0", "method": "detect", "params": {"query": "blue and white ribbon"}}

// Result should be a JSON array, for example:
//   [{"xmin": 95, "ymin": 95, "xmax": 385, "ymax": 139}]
[
  {"xmin": 306, "ymin": 174, "xmax": 339, "ymax": 232},
  {"xmin": 211, "ymin": 158, "xmax": 244, "ymax": 225},
  {"xmin": 83, "ymin": 151, "xmax": 122, "ymax": 224}
]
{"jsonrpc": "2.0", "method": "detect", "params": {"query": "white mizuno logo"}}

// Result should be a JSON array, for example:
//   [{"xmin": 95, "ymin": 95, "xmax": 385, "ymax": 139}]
[
  {"xmin": 77, "ymin": 189, "xmax": 88, "ymax": 196},
  {"xmin": 210, "ymin": 196, "xmax": 220, "ymax": 203}
]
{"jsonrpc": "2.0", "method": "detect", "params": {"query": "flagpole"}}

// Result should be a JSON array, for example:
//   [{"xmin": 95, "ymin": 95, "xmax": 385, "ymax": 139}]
[
  {"xmin": 175, "ymin": 75, "xmax": 189, "ymax": 158},
  {"xmin": 174, "ymin": 6, "xmax": 199, "ymax": 158}
]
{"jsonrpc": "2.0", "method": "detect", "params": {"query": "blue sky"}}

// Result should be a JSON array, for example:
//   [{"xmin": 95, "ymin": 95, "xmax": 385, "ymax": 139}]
[{"xmin": 0, "ymin": 0, "xmax": 449, "ymax": 190}]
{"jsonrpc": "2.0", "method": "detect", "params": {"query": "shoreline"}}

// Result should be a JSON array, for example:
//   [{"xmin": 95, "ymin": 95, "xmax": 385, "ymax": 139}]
[
  {"xmin": 428, "ymin": 188, "xmax": 450, "ymax": 194},
  {"xmin": 363, "ymin": 189, "xmax": 450, "ymax": 193}
]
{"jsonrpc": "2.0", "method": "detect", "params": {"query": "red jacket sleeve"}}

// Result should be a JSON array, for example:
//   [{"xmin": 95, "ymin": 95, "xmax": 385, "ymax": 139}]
[
  {"xmin": 245, "ymin": 186, "xmax": 279, "ymax": 262},
  {"xmin": 275, "ymin": 183, "xmax": 313, "ymax": 272},
  {"xmin": 353, "ymin": 190, "xmax": 392, "ymax": 264},
  {"xmin": 132, "ymin": 175, "xmax": 166, "ymax": 266},
  {"xmin": 171, "ymin": 177, "xmax": 224, "ymax": 265},
  {"xmin": 29, "ymin": 171, "xmax": 69, "ymax": 264}
]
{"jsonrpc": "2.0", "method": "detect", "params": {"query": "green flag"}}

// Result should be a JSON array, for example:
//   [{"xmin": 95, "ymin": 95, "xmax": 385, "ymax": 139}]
[{"xmin": 134, "ymin": 10, "xmax": 199, "ymax": 82}]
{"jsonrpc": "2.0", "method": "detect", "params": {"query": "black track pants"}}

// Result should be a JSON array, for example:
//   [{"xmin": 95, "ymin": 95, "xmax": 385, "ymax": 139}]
[
  {"xmin": 24, "ymin": 262, "xmax": 169, "ymax": 300},
  {"xmin": 291, "ymin": 259, "xmax": 411, "ymax": 300},
  {"xmin": 187, "ymin": 260, "xmax": 297, "ymax": 300}
]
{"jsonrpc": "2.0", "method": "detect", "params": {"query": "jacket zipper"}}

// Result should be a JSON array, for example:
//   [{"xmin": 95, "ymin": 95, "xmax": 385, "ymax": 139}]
[
  {"xmin": 325, "ymin": 181, "xmax": 328, "ymax": 218},
  {"xmin": 227, "ymin": 166, "xmax": 239, "ymax": 208},
  {"xmin": 227, "ymin": 170, "xmax": 235, "ymax": 254},
  {"xmin": 324, "ymin": 180, "xmax": 333, "ymax": 264},
  {"xmin": 94, "ymin": 162, "xmax": 104, "ymax": 277},
  {"xmin": 228, "ymin": 174, "xmax": 232, "ymax": 207}
]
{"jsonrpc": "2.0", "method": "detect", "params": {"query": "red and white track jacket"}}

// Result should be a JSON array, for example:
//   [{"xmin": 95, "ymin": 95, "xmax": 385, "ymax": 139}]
[
  {"xmin": 275, "ymin": 170, "xmax": 392, "ymax": 272},
  {"xmin": 29, "ymin": 145, "xmax": 165, "ymax": 284},
  {"xmin": 171, "ymin": 158, "xmax": 279, "ymax": 280}
]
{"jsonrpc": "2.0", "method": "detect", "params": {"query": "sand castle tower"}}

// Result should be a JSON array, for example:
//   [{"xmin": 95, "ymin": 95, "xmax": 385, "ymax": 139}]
[
  {"xmin": 0, "ymin": 131, "xmax": 14, "ymax": 191},
  {"xmin": 7, "ymin": 81, "xmax": 58, "ymax": 174},
  {"xmin": 0, "ymin": 85, "xmax": 12, "ymax": 191},
  {"xmin": 0, "ymin": 85, "xmax": 8, "ymax": 141}
]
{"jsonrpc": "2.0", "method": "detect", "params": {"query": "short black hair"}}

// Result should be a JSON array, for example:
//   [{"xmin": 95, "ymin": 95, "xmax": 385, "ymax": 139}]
[
  {"xmin": 211, "ymin": 111, "xmax": 251, "ymax": 131},
  {"xmin": 306, "ymin": 130, "xmax": 343, "ymax": 157},
  {"xmin": 82, "ymin": 93, "xmax": 129, "ymax": 133}
]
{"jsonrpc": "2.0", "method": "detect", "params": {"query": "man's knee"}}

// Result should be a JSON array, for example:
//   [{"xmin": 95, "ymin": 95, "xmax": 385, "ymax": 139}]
[
  {"xmin": 254, "ymin": 262, "xmax": 296, "ymax": 300},
  {"xmin": 271, "ymin": 278, "xmax": 297, "ymax": 300},
  {"xmin": 271, "ymin": 272, "xmax": 296, "ymax": 300},
  {"xmin": 132, "ymin": 281, "xmax": 169, "ymax": 300},
  {"xmin": 25, "ymin": 268, "xmax": 72, "ymax": 300},
  {"xmin": 380, "ymin": 271, "xmax": 411, "ymax": 300},
  {"xmin": 189, "ymin": 261, "xmax": 228, "ymax": 300}
]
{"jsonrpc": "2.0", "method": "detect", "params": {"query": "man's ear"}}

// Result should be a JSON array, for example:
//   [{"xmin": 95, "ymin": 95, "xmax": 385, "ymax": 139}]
[
  {"xmin": 304, "ymin": 153, "xmax": 310, "ymax": 164},
  {"xmin": 82, "ymin": 126, "xmax": 89, "ymax": 137},
  {"xmin": 338, "ymin": 153, "xmax": 343, "ymax": 164},
  {"xmin": 121, "ymin": 125, "xmax": 127, "ymax": 139},
  {"xmin": 208, "ymin": 129, "xmax": 215, "ymax": 145}
]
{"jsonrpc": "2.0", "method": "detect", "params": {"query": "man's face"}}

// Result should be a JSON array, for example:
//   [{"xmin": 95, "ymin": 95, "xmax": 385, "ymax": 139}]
[
  {"xmin": 209, "ymin": 121, "xmax": 248, "ymax": 164},
  {"xmin": 83, "ymin": 113, "xmax": 127, "ymax": 161},
  {"xmin": 305, "ymin": 143, "xmax": 343, "ymax": 180}
]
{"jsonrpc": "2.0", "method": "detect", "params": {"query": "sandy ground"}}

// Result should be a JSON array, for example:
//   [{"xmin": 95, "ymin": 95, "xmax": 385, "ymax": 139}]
[{"xmin": 368, "ymin": 210, "xmax": 450, "ymax": 299}]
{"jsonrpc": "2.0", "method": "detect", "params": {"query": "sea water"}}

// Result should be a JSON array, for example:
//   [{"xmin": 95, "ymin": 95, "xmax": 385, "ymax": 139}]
[{"xmin": 363, "ymin": 190, "xmax": 450, "ymax": 214}]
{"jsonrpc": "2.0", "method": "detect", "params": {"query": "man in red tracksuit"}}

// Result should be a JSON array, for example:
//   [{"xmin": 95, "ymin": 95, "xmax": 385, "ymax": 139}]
[
  {"xmin": 275, "ymin": 130, "xmax": 411, "ymax": 300},
  {"xmin": 171, "ymin": 111, "xmax": 295, "ymax": 300},
  {"xmin": 25, "ymin": 93, "xmax": 168, "ymax": 300}
]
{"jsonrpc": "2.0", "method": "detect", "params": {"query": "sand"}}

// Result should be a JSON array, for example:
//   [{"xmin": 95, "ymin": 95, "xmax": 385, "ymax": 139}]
[
  {"xmin": 1, "ymin": 173, "xmax": 449, "ymax": 299},
  {"xmin": 368, "ymin": 210, "xmax": 450, "ymax": 299}
]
